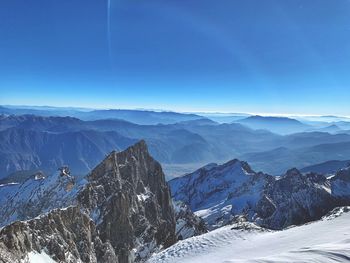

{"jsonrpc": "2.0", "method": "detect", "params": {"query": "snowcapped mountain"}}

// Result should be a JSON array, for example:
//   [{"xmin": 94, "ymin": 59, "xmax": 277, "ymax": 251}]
[
  {"xmin": 1, "ymin": 140, "xmax": 350, "ymax": 262},
  {"xmin": 170, "ymin": 160, "xmax": 270, "ymax": 229},
  {"xmin": 0, "ymin": 141, "xmax": 201, "ymax": 263},
  {"xmin": 148, "ymin": 207, "xmax": 350, "ymax": 263},
  {"xmin": 170, "ymin": 160, "xmax": 350, "ymax": 230}
]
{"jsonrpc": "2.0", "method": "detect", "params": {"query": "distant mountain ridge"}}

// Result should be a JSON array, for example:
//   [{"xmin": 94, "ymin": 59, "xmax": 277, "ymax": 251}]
[
  {"xmin": 3, "ymin": 114, "xmax": 350, "ymax": 180},
  {"xmin": 234, "ymin": 115, "xmax": 310, "ymax": 134},
  {"xmin": 301, "ymin": 160, "xmax": 350, "ymax": 174},
  {"xmin": 0, "ymin": 127, "xmax": 137, "ymax": 179},
  {"xmin": 241, "ymin": 140, "xmax": 350, "ymax": 175},
  {"xmin": 0, "ymin": 106, "xmax": 204, "ymax": 125}
]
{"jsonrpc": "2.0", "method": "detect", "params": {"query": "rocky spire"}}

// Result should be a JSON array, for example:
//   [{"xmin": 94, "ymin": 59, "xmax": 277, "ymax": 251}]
[
  {"xmin": 0, "ymin": 140, "xmax": 177, "ymax": 263},
  {"xmin": 78, "ymin": 140, "xmax": 176, "ymax": 262}
]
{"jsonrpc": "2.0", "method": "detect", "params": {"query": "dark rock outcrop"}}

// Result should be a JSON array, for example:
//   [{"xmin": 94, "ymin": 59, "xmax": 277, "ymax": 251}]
[
  {"xmin": 0, "ymin": 207, "xmax": 118, "ymax": 263},
  {"xmin": 0, "ymin": 141, "xmax": 176, "ymax": 263},
  {"xmin": 173, "ymin": 201, "xmax": 207, "ymax": 240},
  {"xmin": 78, "ymin": 140, "xmax": 176, "ymax": 262},
  {"xmin": 256, "ymin": 169, "xmax": 337, "ymax": 229}
]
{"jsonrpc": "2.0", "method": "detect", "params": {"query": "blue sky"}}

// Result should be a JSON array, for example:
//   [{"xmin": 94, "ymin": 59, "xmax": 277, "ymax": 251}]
[{"xmin": 1, "ymin": 0, "xmax": 350, "ymax": 115}]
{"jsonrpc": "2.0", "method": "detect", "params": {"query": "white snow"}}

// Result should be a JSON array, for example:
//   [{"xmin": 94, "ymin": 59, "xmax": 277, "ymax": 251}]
[
  {"xmin": 0, "ymin": 171, "xmax": 87, "ymax": 227},
  {"xmin": 148, "ymin": 208, "xmax": 350, "ymax": 263},
  {"xmin": 137, "ymin": 193, "xmax": 151, "ymax": 202},
  {"xmin": 170, "ymin": 160, "xmax": 267, "ymax": 229},
  {"xmin": 25, "ymin": 251, "xmax": 56, "ymax": 263},
  {"xmin": 0, "ymin": 182, "xmax": 19, "ymax": 187},
  {"xmin": 327, "ymin": 174, "xmax": 337, "ymax": 180},
  {"xmin": 137, "ymin": 187, "xmax": 152, "ymax": 202}
]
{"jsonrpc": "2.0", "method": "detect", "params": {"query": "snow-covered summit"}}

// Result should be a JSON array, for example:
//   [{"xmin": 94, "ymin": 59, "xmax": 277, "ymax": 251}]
[
  {"xmin": 170, "ymin": 159, "xmax": 270, "ymax": 229},
  {"xmin": 170, "ymin": 159, "xmax": 350, "ymax": 230}
]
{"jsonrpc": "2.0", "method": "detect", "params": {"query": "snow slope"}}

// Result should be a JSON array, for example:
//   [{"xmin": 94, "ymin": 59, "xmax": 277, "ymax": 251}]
[
  {"xmin": 148, "ymin": 207, "xmax": 350, "ymax": 263},
  {"xmin": 0, "ymin": 170, "xmax": 85, "ymax": 227},
  {"xmin": 170, "ymin": 160, "xmax": 269, "ymax": 229}
]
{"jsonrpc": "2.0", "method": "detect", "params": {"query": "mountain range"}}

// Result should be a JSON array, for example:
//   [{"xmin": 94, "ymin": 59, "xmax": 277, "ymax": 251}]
[
  {"xmin": 0, "ymin": 106, "xmax": 203, "ymax": 125},
  {"xmin": 233, "ymin": 115, "xmax": 311, "ymax": 134},
  {"xmin": 2, "ymin": 112, "xmax": 350, "ymax": 179},
  {"xmin": 170, "ymin": 159, "xmax": 350, "ymax": 230},
  {"xmin": 1, "ymin": 141, "xmax": 350, "ymax": 262},
  {"xmin": 0, "ymin": 141, "xmax": 179, "ymax": 262}
]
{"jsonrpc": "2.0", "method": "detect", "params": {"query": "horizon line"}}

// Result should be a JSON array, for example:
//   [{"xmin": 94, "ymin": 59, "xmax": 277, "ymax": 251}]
[{"xmin": 2, "ymin": 104, "xmax": 350, "ymax": 119}]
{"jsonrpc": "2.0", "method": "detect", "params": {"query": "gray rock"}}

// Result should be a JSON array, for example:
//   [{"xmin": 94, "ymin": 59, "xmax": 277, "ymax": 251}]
[
  {"xmin": 0, "ymin": 140, "xmax": 177, "ymax": 263},
  {"xmin": 78, "ymin": 140, "xmax": 176, "ymax": 262},
  {"xmin": 170, "ymin": 160, "xmax": 350, "ymax": 230},
  {"xmin": 173, "ymin": 200, "xmax": 207, "ymax": 240},
  {"xmin": 0, "ymin": 206, "xmax": 117, "ymax": 263}
]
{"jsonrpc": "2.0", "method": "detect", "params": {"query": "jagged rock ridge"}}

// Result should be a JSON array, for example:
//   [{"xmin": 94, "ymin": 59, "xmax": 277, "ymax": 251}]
[
  {"xmin": 170, "ymin": 160, "xmax": 271, "ymax": 229},
  {"xmin": 77, "ymin": 140, "xmax": 177, "ymax": 262},
  {"xmin": 170, "ymin": 160, "xmax": 350, "ymax": 230},
  {"xmin": 0, "ymin": 141, "xmax": 178, "ymax": 263}
]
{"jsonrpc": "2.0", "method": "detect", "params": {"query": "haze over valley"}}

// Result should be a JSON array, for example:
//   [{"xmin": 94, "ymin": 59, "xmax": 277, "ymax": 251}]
[{"xmin": 2, "ymin": 105, "xmax": 350, "ymax": 183}]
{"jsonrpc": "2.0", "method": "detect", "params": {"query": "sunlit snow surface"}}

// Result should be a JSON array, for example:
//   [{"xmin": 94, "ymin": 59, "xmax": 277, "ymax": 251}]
[
  {"xmin": 148, "ymin": 208, "xmax": 350, "ymax": 263},
  {"xmin": 24, "ymin": 251, "xmax": 57, "ymax": 263}
]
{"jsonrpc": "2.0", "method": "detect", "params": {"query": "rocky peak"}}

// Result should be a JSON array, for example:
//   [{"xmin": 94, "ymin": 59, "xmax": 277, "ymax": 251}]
[
  {"xmin": 257, "ymin": 168, "xmax": 335, "ymax": 229},
  {"xmin": 169, "ymin": 158, "xmax": 267, "ymax": 229},
  {"xmin": 285, "ymin": 167, "xmax": 302, "ymax": 177},
  {"xmin": 330, "ymin": 167, "xmax": 350, "ymax": 198},
  {"xmin": 0, "ymin": 140, "xmax": 177, "ymax": 263},
  {"xmin": 77, "ymin": 140, "xmax": 177, "ymax": 262},
  {"xmin": 171, "ymin": 159, "xmax": 350, "ymax": 231},
  {"xmin": 221, "ymin": 158, "xmax": 240, "ymax": 167},
  {"xmin": 220, "ymin": 159, "xmax": 245, "ymax": 170}
]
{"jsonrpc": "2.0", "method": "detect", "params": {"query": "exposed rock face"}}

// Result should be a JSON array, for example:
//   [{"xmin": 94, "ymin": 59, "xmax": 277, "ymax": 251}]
[
  {"xmin": 78, "ymin": 140, "xmax": 176, "ymax": 262},
  {"xmin": 330, "ymin": 167, "xmax": 350, "ymax": 198},
  {"xmin": 0, "ymin": 140, "xmax": 176, "ymax": 263},
  {"xmin": 0, "ymin": 207, "xmax": 117, "ymax": 263},
  {"xmin": 170, "ymin": 161, "xmax": 350, "ymax": 230},
  {"xmin": 173, "ymin": 201, "xmax": 207, "ymax": 240},
  {"xmin": 256, "ymin": 168, "xmax": 337, "ymax": 229}
]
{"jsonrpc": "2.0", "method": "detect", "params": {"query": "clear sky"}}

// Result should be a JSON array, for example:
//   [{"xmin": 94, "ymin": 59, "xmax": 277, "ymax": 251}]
[{"xmin": 1, "ymin": 0, "xmax": 350, "ymax": 115}]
